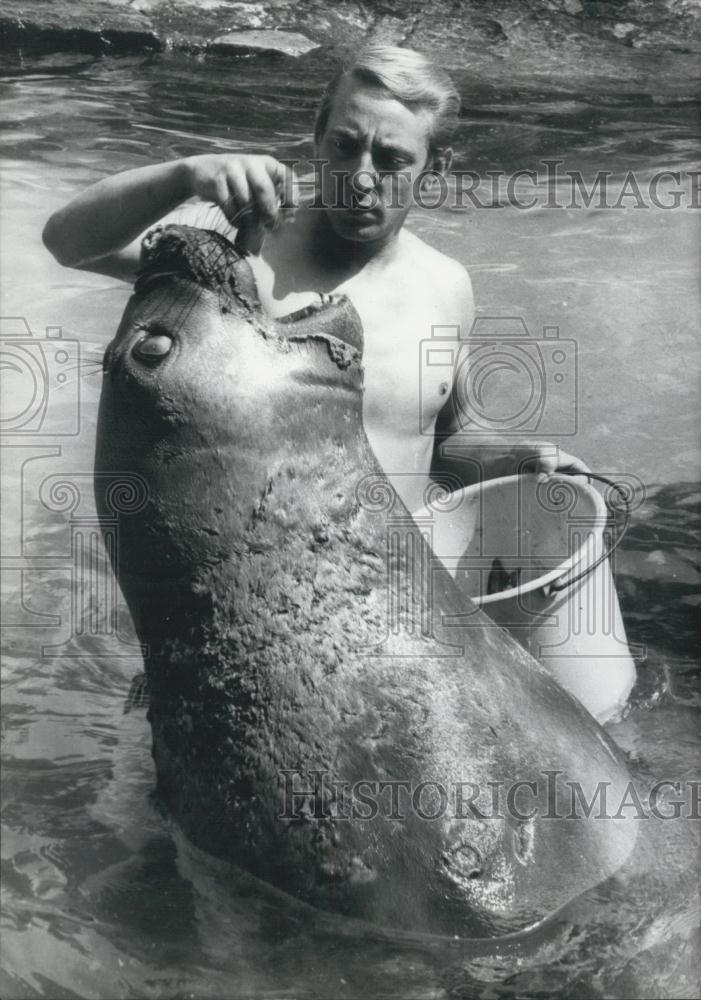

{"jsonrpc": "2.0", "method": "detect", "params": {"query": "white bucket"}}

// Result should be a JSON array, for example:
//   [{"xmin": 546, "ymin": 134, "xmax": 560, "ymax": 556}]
[{"xmin": 412, "ymin": 474, "xmax": 636, "ymax": 723}]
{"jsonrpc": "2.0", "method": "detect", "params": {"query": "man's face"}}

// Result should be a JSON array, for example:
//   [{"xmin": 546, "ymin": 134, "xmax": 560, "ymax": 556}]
[{"xmin": 314, "ymin": 75, "xmax": 434, "ymax": 245}]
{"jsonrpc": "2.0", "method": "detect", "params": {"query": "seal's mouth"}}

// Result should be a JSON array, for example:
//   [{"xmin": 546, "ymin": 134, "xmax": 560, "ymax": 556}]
[
  {"xmin": 134, "ymin": 224, "xmax": 261, "ymax": 316},
  {"xmin": 276, "ymin": 296, "xmax": 364, "ymax": 356},
  {"xmin": 128, "ymin": 224, "xmax": 365, "ymax": 367}
]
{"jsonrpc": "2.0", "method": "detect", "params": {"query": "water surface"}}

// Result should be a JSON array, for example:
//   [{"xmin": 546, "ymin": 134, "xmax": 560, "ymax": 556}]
[{"xmin": 1, "ymin": 48, "xmax": 699, "ymax": 999}]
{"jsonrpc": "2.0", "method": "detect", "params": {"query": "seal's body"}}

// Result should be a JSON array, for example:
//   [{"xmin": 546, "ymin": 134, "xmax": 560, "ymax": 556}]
[{"xmin": 95, "ymin": 225, "xmax": 636, "ymax": 938}]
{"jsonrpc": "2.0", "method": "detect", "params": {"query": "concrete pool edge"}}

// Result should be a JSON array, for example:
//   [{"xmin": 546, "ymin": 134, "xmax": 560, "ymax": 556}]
[{"xmin": 2, "ymin": 0, "xmax": 701, "ymax": 82}]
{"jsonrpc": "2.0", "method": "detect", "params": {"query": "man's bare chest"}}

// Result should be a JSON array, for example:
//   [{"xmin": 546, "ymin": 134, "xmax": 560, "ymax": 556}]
[{"xmin": 248, "ymin": 246, "xmax": 458, "ymax": 434}]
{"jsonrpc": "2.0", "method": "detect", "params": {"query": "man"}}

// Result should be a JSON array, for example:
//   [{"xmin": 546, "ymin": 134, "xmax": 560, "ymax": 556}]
[{"xmin": 43, "ymin": 45, "xmax": 583, "ymax": 510}]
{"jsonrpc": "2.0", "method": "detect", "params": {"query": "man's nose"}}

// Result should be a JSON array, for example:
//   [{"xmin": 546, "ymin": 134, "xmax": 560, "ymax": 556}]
[{"xmin": 353, "ymin": 151, "xmax": 379, "ymax": 191}]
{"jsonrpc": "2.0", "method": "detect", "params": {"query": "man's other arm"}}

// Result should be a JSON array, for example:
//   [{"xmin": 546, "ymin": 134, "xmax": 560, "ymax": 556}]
[{"xmin": 430, "ymin": 273, "xmax": 588, "ymax": 485}]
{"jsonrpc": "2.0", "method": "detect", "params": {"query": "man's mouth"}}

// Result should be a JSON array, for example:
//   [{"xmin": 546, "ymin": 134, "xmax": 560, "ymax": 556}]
[{"xmin": 347, "ymin": 193, "xmax": 378, "ymax": 214}]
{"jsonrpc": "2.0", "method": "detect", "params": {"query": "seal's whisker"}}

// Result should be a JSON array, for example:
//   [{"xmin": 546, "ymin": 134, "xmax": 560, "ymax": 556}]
[
  {"xmin": 156, "ymin": 280, "xmax": 207, "ymax": 331},
  {"xmin": 205, "ymin": 202, "xmax": 237, "ymax": 235},
  {"xmin": 71, "ymin": 356, "xmax": 102, "ymax": 371},
  {"xmin": 199, "ymin": 203, "xmax": 220, "ymax": 232},
  {"xmin": 52, "ymin": 371, "xmax": 102, "ymax": 391},
  {"xmin": 226, "ymin": 204, "xmax": 254, "ymax": 230},
  {"xmin": 136, "ymin": 224, "xmax": 247, "ymax": 331},
  {"xmin": 58, "ymin": 359, "xmax": 104, "ymax": 380}
]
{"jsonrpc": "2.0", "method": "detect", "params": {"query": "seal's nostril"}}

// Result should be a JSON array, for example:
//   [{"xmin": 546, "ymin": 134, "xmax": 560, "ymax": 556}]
[{"xmin": 133, "ymin": 333, "xmax": 173, "ymax": 361}]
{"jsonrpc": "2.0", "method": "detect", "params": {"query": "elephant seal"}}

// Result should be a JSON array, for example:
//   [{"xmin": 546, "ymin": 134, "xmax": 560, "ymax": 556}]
[{"xmin": 95, "ymin": 224, "xmax": 637, "ymax": 939}]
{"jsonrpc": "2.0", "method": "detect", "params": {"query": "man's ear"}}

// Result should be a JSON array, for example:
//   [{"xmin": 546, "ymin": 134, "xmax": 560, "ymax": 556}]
[{"xmin": 428, "ymin": 146, "xmax": 453, "ymax": 175}]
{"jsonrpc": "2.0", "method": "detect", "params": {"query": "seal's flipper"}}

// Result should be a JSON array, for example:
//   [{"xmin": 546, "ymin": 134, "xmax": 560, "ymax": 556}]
[{"xmin": 123, "ymin": 672, "xmax": 149, "ymax": 714}]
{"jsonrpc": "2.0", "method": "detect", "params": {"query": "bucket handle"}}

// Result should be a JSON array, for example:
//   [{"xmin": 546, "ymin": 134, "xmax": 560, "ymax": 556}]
[{"xmin": 548, "ymin": 473, "xmax": 632, "ymax": 593}]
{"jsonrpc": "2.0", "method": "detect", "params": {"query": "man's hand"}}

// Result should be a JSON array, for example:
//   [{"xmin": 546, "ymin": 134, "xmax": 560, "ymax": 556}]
[
  {"xmin": 431, "ymin": 433, "xmax": 590, "ymax": 489},
  {"xmin": 517, "ymin": 442, "xmax": 591, "ymax": 481},
  {"xmin": 182, "ymin": 154, "xmax": 296, "ymax": 254}
]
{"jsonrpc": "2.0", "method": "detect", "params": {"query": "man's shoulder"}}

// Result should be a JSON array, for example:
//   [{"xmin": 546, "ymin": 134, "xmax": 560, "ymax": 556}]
[
  {"xmin": 398, "ymin": 232, "xmax": 474, "ymax": 329},
  {"xmin": 401, "ymin": 230, "xmax": 473, "ymax": 297}
]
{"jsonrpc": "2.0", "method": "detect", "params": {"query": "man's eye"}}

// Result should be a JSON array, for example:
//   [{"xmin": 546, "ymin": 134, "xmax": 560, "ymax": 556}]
[
  {"xmin": 333, "ymin": 137, "xmax": 356, "ymax": 154},
  {"xmin": 377, "ymin": 155, "xmax": 408, "ymax": 171}
]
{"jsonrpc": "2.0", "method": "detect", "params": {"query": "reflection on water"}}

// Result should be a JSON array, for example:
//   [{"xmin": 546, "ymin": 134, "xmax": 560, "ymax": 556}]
[
  {"xmin": 618, "ymin": 483, "xmax": 701, "ymax": 660},
  {"xmin": 1, "ymin": 48, "xmax": 699, "ymax": 999}
]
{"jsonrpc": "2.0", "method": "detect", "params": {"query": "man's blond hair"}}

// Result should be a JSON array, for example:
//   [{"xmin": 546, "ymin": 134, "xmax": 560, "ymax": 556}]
[{"xmin": 314, "ymin": 45, "xmax": 460, "ymax": 157}]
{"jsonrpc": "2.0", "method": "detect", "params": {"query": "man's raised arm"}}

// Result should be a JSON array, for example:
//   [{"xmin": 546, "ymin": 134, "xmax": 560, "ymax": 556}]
[{"xmin": 42, "ymin": 154, "xmax": 294, "ymax": 280}]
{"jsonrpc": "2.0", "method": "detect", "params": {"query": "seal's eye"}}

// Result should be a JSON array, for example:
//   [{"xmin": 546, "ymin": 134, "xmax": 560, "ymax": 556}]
[{"xmin": 133, "ymin": 330, "xmax": 173, "ymax": 362}]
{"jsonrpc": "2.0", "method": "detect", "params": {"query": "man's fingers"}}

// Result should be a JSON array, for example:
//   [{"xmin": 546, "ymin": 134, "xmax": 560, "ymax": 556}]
[
  {"xmin": 220, "ymin": 164, "xmax": 250, "ymax": 222},
  {"xmin": 537, "ymin": 449, "xmax": 590, "ymax": 483},
  {"xmin": 234, "ymin": 212, "xmax": 266, "ymax": 256},
  {"xmin": 201, "ymin": 174, "xmax": 232, "ymax": 212},
  {"xmin": 265, "ymin": 158, "xmax": 295, "ymax": 201},
  {"xmin": 557, "ymin": 461, "xmax": 590, "ymax": 485},
  {"xmin": 559, "ymin": 461, "xmax": 590, "ymax": 476},
  {"xmin": 520, "ymin": 445, "xmax": 558, "ymax": 474},
  {"xmin": 188, "ymin": 154, "xmax": 295, "ymax": 234},
  {"xmin": 245, "ymin": 166, "xmax": 279, "ymax": 225},
  {"xmin": 556, "ymin": 449, "xmax": 591, "ymax": 477},
  {"xmin": 519, "ymin": 444, "xmax": 591, "ymax": 481},
  {"xmin": 245, "ymin": 160, "xmax": 297, "ymax": 223},
  {"xmin": 261, "ymin": 158, "xmax": 298, "ymax": 223},
  {"xmin": 187, "ymin": 153, "xmax": 295, "ymax": 251},
  {"xmin": 244, "ymin": 160, "xmax": 297, "ymax": 231}
]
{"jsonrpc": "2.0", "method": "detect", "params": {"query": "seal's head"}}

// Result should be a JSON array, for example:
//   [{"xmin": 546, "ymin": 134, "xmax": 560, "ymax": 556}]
[
  {"xmin": 102, "ymin": 225, "xmax": 363, "ymax": 431},
  {"xmin": 96, "ymin": 224, "xmax": 370, "ymax": 613}
]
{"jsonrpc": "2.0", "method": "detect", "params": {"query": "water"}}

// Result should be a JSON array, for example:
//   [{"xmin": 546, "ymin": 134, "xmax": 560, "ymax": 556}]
[{"xmin": 1, "ymin": 47, "xmax": 700, "ymax": 999}]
